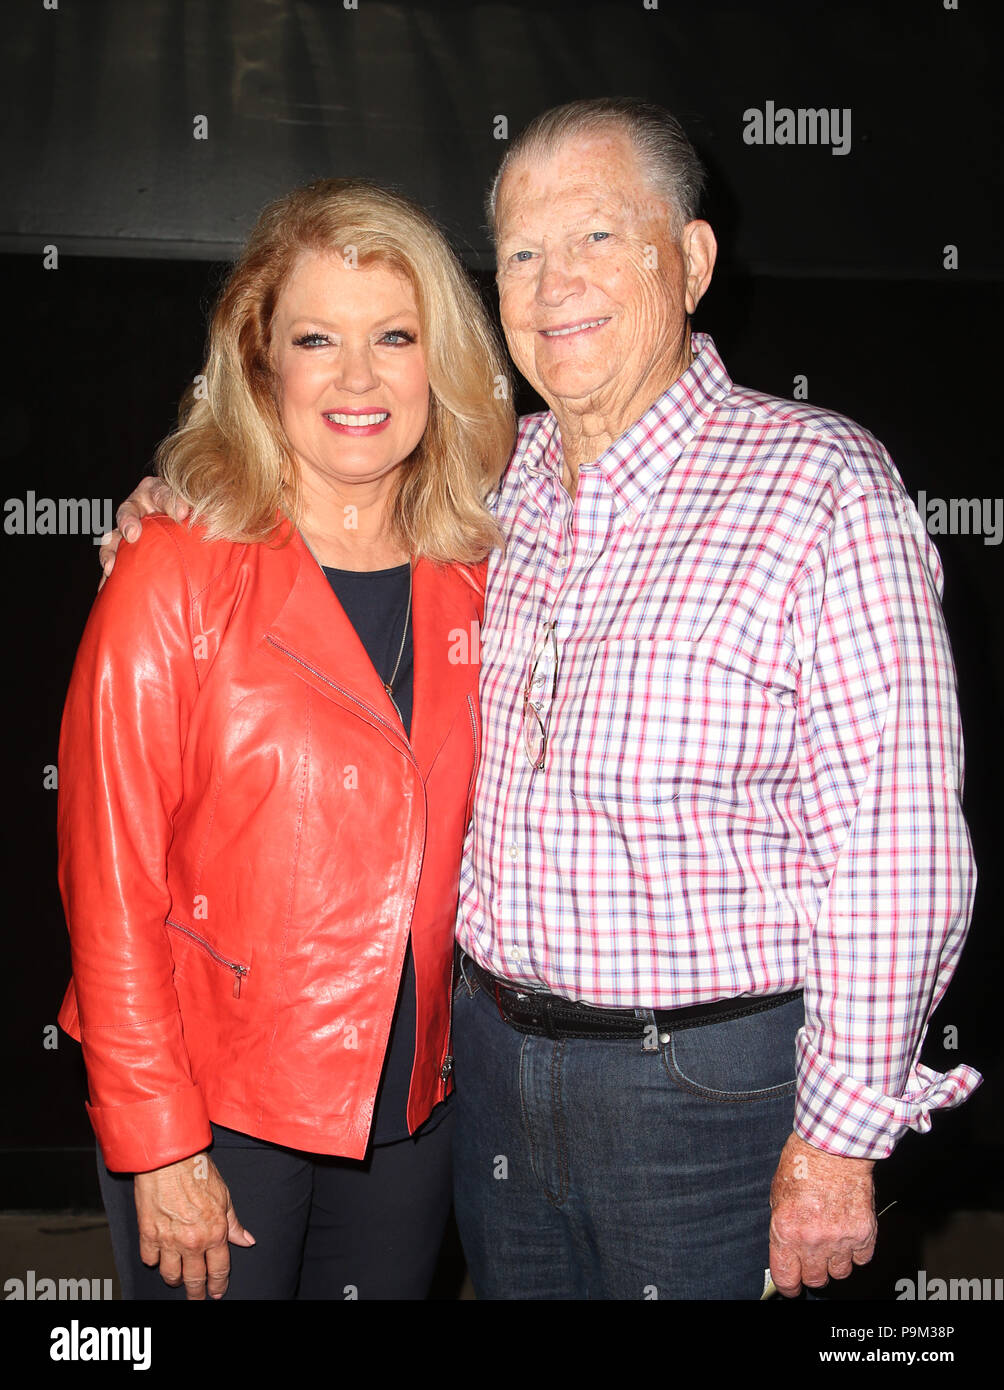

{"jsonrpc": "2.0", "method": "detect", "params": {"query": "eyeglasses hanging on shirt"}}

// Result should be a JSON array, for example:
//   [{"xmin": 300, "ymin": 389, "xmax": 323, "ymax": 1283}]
[{"xmin": 522, "ymin": 619, "xmax": 559, "ymax": 770}]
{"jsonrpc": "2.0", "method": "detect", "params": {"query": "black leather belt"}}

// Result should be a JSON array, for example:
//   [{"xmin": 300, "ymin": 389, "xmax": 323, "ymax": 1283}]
[{"xmin": 462, "ymin": 953, "xmax": 802, "ymax": 1041}]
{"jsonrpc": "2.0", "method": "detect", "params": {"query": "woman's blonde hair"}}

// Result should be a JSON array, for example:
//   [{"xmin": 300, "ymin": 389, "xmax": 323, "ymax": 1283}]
[{"xmin": 156, "ymin": 178, "xmax": 515, "ymax": 563}]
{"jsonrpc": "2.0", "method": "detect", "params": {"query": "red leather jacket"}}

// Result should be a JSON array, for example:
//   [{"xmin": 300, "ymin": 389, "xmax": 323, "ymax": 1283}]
[{"xmin": 56, "ymin": 513, "xmax": 484, "ymax": 1172}]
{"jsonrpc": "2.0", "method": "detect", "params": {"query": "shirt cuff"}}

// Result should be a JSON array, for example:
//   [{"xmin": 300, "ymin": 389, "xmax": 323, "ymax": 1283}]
[{"xmin": 794, "ymin": 1032, "xmax": 983, "ymax": 1159}]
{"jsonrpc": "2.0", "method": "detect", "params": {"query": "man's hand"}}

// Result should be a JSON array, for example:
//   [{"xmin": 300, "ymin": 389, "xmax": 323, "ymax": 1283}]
[
  {"xmin": 97, "ymin": 477, "xmax": 190, "ymax": 588},
  {"xmin": 768, "ymin": 1131, "xmax": 877, "ymax": 1296},
  {"xmin": 134, "ymin": 1151, "xmax": 255, "ymax": 1301}
]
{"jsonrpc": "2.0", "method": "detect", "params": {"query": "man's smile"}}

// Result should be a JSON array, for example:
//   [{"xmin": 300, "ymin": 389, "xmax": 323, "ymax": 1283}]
[{"xmin": 538, "ymin": 317, "xmax": 611, "ymax": 338}]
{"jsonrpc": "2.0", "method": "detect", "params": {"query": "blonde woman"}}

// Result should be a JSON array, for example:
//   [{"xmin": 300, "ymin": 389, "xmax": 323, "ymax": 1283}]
[{"xmin": 57, "ymin": 179, "xmax": 514, "ymax": 1300}]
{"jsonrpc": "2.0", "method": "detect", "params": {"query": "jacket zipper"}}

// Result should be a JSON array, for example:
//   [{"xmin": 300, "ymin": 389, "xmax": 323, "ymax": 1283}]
[
  {"xmin": 266, "ymin": 632, "xmax": 435, "ymax": 1109},
  {"xmin": 165, "ymin": 918, "xmax": 250, "ymax": 998},
  {"xmin": 264, "ymin": 635, "xmax": 420, "ymax": 765},
  {"xmin": 446, "ymin": 695, "xmax": 478, "ymax": 1096},
  {"xmin": 464, "ymin": 692, "xmax": 480, "ymax": 814},
  {"xmin": 439, "ymin": 947, "xmax": 457, "ymax": 1100}
]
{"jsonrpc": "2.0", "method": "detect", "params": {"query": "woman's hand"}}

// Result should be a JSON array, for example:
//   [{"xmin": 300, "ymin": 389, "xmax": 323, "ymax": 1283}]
[
  {"xmin": 133, "ymin": 1151, "xmax": 255, "ymax": 1300},
  {"xmin": 97, "ymin": 477, "xmax": 190, "ymax": 588}
]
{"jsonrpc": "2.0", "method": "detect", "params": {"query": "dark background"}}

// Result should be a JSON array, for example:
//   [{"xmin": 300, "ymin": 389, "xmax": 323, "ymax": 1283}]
[{"xmin": 1, "ymin": 0, "xmax": 1000, "ymax": 1300}]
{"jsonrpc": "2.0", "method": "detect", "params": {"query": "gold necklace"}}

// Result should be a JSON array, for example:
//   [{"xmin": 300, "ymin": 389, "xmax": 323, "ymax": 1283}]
[
  {"xmin": 383, "ymin": 561, "xmax": 412, "ymax": 721},
  {"xmin": 297, "ymin": 526, "xmax": 412, "ymax": 719}
]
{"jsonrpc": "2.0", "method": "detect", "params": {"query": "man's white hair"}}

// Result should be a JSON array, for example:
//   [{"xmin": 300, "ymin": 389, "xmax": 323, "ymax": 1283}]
[{"xmin": 486, "ymin": 97, "xmax": 707, "ymax": 240}]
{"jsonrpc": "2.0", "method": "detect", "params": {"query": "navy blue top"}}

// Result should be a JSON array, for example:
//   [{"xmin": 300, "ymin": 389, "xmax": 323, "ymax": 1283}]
[{"xmin": 321, "ymin": 561, "xmax": 447, "ymax": 1145}]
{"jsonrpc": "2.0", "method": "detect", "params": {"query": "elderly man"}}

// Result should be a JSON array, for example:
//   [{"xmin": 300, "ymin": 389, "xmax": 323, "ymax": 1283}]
[
  {"xmin": 447, "ymin": 97, "xmax": 979, "ymax": 1301},
  {"xmin": 106, "ymin": 98, "xmax": 979, "ymax": 1301}
]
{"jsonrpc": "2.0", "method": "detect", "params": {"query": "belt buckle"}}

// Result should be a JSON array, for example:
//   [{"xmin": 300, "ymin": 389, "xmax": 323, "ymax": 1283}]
[
  {"xmin": 492, "ymin": 977, "xmax": 528, "ymax": 1011},
  {"xmin": 491, "ymin": 978, "xmax": 507, "ymax": 1021},
  {"xmin": 493, "ymin": 977, "xmax": 555, "ymax": 1037},
  {"xmin": 492, "ymin": 977, "xmax": 526, "ymax": 1023}
]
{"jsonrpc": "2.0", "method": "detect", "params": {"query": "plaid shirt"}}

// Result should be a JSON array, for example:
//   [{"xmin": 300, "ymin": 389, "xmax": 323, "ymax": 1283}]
[{"xmin": 456, "ymin": 332, "xmax": 980, "ymax": 1159}]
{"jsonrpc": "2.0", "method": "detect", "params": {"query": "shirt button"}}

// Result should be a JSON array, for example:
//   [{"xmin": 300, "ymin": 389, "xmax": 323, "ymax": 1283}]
[
  {"xmin": 508, "ymin": 843, "xmax": 519, "ymax": 860},
  {"xmin": 511, "ymin": 947, "xmax": 523, "ymax": 961}
]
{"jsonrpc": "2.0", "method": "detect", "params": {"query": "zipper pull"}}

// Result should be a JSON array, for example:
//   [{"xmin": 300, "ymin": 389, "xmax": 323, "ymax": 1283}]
[{"xmin": 232, "ymin": 966, "xmax": 247, "ymax": 999}]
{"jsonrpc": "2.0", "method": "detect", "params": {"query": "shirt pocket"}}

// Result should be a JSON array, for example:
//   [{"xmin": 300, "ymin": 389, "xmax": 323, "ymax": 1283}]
[{"xmin": 562, "ymin": 637, "xmax": 786, "ymax": 809}]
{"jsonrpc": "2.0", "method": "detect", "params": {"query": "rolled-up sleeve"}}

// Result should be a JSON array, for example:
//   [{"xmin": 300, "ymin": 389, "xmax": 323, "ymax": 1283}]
[{"xmin": 790, "ymin": 480, "xmax": 981, "ymax": 1159}]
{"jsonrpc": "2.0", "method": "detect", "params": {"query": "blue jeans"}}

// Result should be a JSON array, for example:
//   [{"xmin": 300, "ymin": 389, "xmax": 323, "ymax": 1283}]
[{"xmin": 451, "ymin": 963, "xmax": 802, "ymax": 1299}]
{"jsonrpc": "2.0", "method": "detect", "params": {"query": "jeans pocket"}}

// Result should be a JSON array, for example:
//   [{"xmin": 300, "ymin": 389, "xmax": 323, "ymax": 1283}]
[{"xmin": 661, "ymin": 994, "xmax": 802, "ymax": 1101}]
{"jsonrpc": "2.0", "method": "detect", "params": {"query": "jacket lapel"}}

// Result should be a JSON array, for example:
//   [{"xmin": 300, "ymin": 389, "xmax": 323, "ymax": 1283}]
[{"xmin": 262, "ymin": 522, "xmax": 481, "ymax": 781}]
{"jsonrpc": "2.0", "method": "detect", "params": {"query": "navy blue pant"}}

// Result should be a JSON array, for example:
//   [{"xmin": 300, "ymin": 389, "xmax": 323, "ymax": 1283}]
[
  {"xmin": 98, "ymin": 1107, "xmax": 454, "ymax": 1300},
  {"xmin": 451, "ymin": 964, "xmax": 802, "ymax": 1299}
]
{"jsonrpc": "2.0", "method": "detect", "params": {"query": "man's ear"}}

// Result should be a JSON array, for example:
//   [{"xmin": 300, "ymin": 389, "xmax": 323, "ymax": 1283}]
[{"xmin": 681, "ymin": 220, "xmax": 717, "ymax": 315}]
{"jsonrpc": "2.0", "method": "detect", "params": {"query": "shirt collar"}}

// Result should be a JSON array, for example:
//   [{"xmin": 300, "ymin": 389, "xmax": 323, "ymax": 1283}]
[{"xmin": 515, "ymin": 332, "xmax": 733, "ymax": 520}]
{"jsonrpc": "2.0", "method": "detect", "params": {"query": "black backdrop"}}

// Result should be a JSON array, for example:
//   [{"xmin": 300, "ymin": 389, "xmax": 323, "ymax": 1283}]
[{"xmin": 2, "ymin": 0, "xmax": 1001, "ymax": 1307}]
